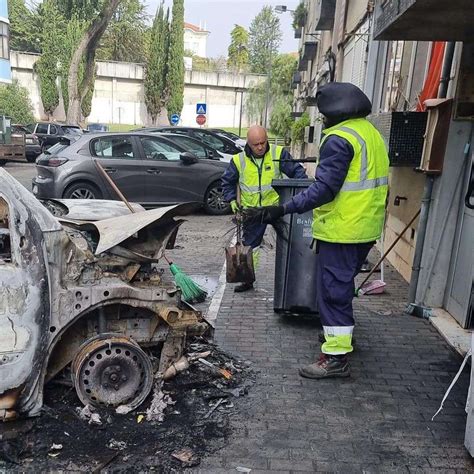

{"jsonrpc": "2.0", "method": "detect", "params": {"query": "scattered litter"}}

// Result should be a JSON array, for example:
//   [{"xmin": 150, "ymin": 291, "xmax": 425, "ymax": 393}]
[
  {"xmin": 236, "ymin": 467, "xmax": 252, "ymax": 473},
  {"xmin": 204, "ymin": 397, "xmax": 225, "ymax": 419},
  {"xmin": 107, "ymin": 439, "xmax": 127, "ymax": 451},
  {"xmin": 76, "ymin": 405, "xmax": 102, "ymax": 425},
  {"xmin": 163, "ymin": 356, "xmax": 190, "ymax": 380},
  {"xmin": 227, "ymin": 387, "xmax": 244, "ymax": 398},
  {"xmin": 187, "ymin": 350, "xmax": 211, "ymax": 361},
  {"xmin": 146, "ymin": 380, "xmax": 175, "ymax": 422},
  {"xmin": 137, "ymin": 415, "xmax": 145, "ymax": 423},
  {"xmin": 116, "ymin": 405, "xmax": 134, "ymax": 415},
  {"xmin": 198, "ymin": 358, "xmax": 232, "ymax": 380},
  {"xmin": 48, "ymin": 443, "xmax": 63, "ymax": 457},
  {"xmin": 171, "ymin": 447, "xmax": 200, "ymax": 467},
  {"xmin": 64, "ymin": 432, "xmax": 70, "ymax": 437}
]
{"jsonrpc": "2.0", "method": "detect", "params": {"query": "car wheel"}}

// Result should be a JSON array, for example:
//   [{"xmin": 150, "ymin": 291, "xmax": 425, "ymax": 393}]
[
  {"xmin": 0, "ymin": 160, "xmax": 6, "ymax": 167},
  {"xmin": 203, "ymin": 181, "xmax": 230, "ymax": 215},
  {"xmin": 63, "ymin": 182, "xmax": 102, "ymax": 200},
  {"xmin": 26, "ymin": 154, "xmax": 37, "ymax": 163}
]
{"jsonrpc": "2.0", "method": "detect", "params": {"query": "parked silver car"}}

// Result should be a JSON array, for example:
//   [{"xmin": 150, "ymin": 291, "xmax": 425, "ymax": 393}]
[{"xmin": 32, "ymin": 132, "xmax": 230, "ymax": 215}]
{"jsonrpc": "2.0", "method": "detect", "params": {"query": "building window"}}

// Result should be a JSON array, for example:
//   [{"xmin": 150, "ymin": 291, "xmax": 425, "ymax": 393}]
[{"xmin": 0, "ymin": 22, "xmax": 9, "ymax": 60}]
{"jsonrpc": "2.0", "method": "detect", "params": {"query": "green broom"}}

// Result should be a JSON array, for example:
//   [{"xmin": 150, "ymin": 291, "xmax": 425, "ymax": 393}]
[
  {"xmin": 164, "ymin": 255, "xmax": 207, "ymax": 303},
  {"xmin": 94, "ymin": 162, "xmax": 208, "ymax": 305}
]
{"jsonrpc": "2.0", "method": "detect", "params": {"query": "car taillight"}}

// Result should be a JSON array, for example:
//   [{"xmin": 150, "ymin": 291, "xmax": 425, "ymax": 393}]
[{"xmin": 37, "ymin": 157, "xmax": 69, "ymax": 167}]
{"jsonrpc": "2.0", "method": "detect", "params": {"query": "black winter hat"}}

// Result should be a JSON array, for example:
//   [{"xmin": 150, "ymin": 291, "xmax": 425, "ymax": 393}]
[{"xmin": 316, "ymin": 82, "xmax": 372, "ymax": 119}]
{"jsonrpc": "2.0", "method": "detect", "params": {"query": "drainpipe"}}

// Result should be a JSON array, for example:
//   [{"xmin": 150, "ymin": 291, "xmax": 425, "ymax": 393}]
[{"xmin": 407, "ymin": 41, "xmax": 456, "ymax": 306}]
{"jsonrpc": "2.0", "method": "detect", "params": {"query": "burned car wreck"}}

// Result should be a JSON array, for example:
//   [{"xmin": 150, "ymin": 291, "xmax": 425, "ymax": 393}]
[{"xmin": 0, "ymin": 169, "xmax": 208, "ymax": 421}]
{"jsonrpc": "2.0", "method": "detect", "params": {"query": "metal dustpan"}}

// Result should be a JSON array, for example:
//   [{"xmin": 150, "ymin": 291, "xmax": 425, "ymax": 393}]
[{"xmin": 225, "ymin": 189, "xmax": 255, "ymax": 283}]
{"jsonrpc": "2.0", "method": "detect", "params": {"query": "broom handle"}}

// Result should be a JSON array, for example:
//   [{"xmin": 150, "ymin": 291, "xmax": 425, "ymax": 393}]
[
  {"xmin": 95, "ymin": 161, "xmax": 136, "ymax": 214},
  {"xmin": 356, "ymin": 209, "xmax": 421, "ymax": 292},
  {"xmin": 236, "ymin": 184, "xmax": 242, "ymax": 244}
]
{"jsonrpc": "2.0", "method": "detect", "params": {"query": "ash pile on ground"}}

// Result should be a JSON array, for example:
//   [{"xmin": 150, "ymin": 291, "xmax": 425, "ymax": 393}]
[{"xmin": 0, "ymin": 338, "xmax": 255, "ymax": 472}]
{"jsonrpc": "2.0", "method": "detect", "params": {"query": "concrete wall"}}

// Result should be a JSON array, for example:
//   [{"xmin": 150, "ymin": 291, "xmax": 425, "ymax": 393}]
[{"xmin": 10, "ymin": 51, "xmax": 265, "ymax": 128}]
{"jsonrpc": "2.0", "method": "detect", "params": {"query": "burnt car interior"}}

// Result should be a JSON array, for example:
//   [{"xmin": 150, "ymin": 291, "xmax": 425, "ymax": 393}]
[{"xmin": 0, "ymin": 198, "xmax": 11, "ymax": 263}]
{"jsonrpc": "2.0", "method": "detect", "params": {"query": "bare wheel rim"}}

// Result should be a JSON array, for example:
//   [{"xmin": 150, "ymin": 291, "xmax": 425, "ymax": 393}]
[
  {"xmin": 70, "ymin": 188, "xmax": 96, "ymax": 199},
  {"xmin": 72, "ymin": 336, "xmax": 153, "ymax": 409},
  {"xmin": 207, "ymin": 186, "xmax": 228, "ymax": 210}
]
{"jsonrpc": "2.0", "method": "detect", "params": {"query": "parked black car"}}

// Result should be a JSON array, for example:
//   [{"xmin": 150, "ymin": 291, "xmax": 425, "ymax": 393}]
[
  {"xmin": 12, "ymin": 124, "xmax": 41, "ymax": 162},
  {"xmin": 208, "ymin": 128, "xmax": 246, "ymax": 147},
  {"xmin": 136, "ymin": 126, "xmax": 242, "ymax": 158},
  {"xmin": 32, "ymin": 132, "xmax": 230, "ymax": 215},
  {"xmin": 87, "ymin": 123, "xmax": 109, "ymax": 132},
  {"xmin": 27, "ymin": 122, "xmax": 83, "ymax": 152},
  {"xmin": 156, "ymin": 132, "xmax": 228, "ymax": 161}
]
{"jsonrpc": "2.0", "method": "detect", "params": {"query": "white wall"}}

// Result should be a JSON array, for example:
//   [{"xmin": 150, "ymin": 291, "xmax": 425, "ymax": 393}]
[{"xmin": 10, "ymin": 52, "xmax": 265, "ymax": 128}]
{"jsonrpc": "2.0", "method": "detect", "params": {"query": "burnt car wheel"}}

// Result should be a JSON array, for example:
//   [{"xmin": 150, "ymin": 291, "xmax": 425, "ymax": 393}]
[
  {"xmin": 72, "ymin": 334, "xmax": 154, "ymax": 410},
  {"xmin": 63, "ymin": 182, "xmax": 102, "ymax": 200},
  {"xmin": 203, "ymin": 181, "xmax": 230, "ymax": 215}
]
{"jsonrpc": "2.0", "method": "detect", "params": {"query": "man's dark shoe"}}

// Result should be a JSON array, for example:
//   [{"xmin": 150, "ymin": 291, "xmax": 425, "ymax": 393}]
[
  {"xmin": 299, "ymin": 354, "xmax": 350, "ymax": 379},
  {"xmin": 234, "ymin": 282, "xmax": 254, "ymax": 293},
  {"xmin": 318, "ymin": 333, "xmax": 356, "ymax": 347}
]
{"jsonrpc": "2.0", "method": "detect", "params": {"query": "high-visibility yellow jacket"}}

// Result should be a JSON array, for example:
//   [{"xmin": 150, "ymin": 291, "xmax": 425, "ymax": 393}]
[
  {"xmin": 312, "ymin": 118, "xmax": 389, "ymax": 243},
  {"xmin": 232, "ymin": 145, "xmax": 283, "ymax": 208}
]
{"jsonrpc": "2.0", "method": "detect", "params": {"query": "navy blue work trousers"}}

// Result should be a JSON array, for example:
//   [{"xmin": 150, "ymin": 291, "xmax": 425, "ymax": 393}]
[
  {"xmin": 316, "ymin": 240, "xmax": 373, "ymax": 329},
  {"xmin": 242, "ymin": 221, "xmax": 267, "ymax": 249}
]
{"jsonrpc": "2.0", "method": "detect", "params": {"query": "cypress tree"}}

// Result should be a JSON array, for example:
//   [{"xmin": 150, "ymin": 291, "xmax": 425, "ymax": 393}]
[
  {"xmin": 35, "ymin": 0, "xmax": 64, "ymax": 118},
  {"xmin": 166, "ymin": 0, "xmax": 184, "ymax": 119},
  {"xmin": 145, "ymin": 2, "xmax": 167, "ymax": 123}
]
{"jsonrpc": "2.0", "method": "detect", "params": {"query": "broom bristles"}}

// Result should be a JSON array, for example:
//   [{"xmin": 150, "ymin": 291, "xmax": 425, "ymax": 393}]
[{"xmin": 169, "ymin": 263, "xmax": 207, "ymax": 303}]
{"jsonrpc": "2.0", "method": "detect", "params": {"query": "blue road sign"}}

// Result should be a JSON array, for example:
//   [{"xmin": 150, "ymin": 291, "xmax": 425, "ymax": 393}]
[
  {"xmin": 170, "ymin": 114, "xmax": 180, "ymax": 125},
  {"xmin": 196, "ymin": 103, "xmax": 207, "ymax": 115}
]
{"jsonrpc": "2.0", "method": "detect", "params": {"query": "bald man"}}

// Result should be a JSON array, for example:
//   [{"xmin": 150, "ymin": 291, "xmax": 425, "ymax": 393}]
[{"xmin": 221, "ymin": 125, "xmax": 307, "ymax": 292}]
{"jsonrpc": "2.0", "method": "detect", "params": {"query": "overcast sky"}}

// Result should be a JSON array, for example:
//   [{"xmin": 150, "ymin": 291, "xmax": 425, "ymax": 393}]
[{"xmin": 147, "ymin": 0, "xmax": 300, "ymax": 58}]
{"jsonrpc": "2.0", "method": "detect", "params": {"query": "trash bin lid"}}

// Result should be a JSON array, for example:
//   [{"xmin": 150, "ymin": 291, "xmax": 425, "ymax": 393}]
[{"xmin": 272, "ymin": 178, "xmax": 315, "ymax": 188}]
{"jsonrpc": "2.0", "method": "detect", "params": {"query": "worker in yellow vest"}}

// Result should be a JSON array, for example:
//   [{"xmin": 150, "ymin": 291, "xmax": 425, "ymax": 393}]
[
  {"xmin": 244, "ymin": 83, "xmax": 389, "ymax": 378},
  {"xmin": 221, "ymin": 125, "xmax": 308, "ymax": 292}
]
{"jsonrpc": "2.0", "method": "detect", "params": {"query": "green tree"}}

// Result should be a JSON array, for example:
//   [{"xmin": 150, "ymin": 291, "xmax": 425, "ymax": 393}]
[
  {"xmin": 227, "ymin": 25, "xmax": 249, "ymax": 72},
  {"xmin": 166, "ymin": 0, "xmax": 185, "ymax": 119},
  {"xmin": 292, "ymin": 1, "xmax": 307, "ymax": 30},
  {"xmin": 248, "ymin": 6, "xmax": 282, "ymax": 74},
  {"xmin": 66, "ymin": 0, "xmax": 122, "ymax": 123},
  {"xmin": 291, "ymin": 112, "xmax": 310, "ymax": 144},
  {"xmin": 245, "ymin": 81, "xmax": 266, "ymax": 124},
  {"xmin": 247, "ymin": 53, "xmax": 297, "ymax": 134},
  {"xmin": 145, "ymin": 2, "xmax": 168, "ymax": 123},
  {"xmin": 59, "ymin": 17, "xmax": 88, "ymax": 116},
  {"xmin": 0, "ymin": 81, "xmax": 34, "ymax": 123},
  {"xmin": 8, "ymin": 0, "xmax": 41, "ymax": 52},
  {"xmin": 97, "ymin": 0, "xmax": 149, "ymax": 62},
  {"xmin": 35, "ymin": 0, "xmax": 65, "ymax": 118}
]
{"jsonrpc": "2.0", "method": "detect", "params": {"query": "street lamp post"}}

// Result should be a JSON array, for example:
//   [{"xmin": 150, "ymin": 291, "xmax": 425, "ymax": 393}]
[{"xmin": 275, "ymin": 5, "xmax": 295, "ymax": 14}]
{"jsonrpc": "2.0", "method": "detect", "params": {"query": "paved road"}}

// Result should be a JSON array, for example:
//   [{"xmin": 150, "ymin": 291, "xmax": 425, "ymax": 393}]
[{"xmin": 1, "ymin": 161, "xmax": 35, "ymax": 190}]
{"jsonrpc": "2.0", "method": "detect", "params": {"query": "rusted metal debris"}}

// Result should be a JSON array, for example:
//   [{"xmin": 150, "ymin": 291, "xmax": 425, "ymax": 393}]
[{"xmin": 0, "ymin": 169, "xmax": 208, "ymax": 420}]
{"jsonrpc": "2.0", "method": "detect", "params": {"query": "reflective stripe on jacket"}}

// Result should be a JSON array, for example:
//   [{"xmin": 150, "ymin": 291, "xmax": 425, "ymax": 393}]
[
  {"xmin": 312, "ymin": 118, "xmax": 389, "ymax": 243},
  {"xmin": 232, "ymin": 145, "xmax": 283, "ymax": 208}
]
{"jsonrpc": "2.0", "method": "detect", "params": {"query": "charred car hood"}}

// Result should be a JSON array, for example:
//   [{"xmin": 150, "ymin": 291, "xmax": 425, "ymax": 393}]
[{"xmin": 41, "ymin": 199, "xmax": 146, "ymax": 221}]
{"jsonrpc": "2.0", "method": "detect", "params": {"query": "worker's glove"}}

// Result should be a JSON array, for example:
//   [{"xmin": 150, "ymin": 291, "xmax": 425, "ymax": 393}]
[
  {"xmin": 243, "ymin": 205, "xmax": 285, "ymax": 224},
  {"xmin": 230, "ymin": 200, "xmax": 241, "ymax": 214}
]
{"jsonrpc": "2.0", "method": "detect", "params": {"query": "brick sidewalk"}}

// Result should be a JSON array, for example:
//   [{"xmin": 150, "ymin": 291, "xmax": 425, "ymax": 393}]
[{"xmin": 201, "ymin": 240, "xmax": 474, "ymax": 473}]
